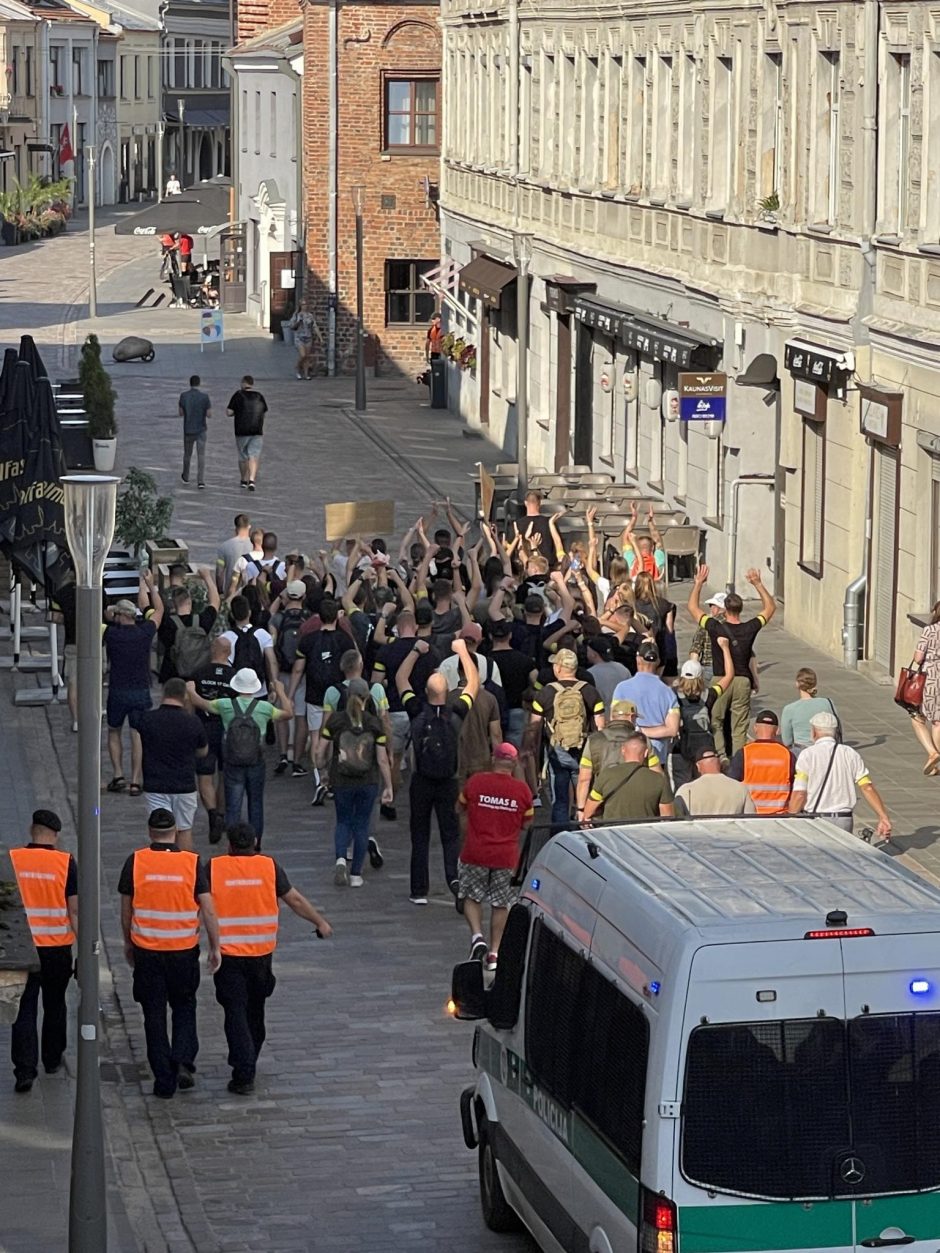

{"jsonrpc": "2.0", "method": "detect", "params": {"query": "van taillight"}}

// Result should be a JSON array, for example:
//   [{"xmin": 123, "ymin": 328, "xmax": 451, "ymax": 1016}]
[
  {"xmin": 804, "ymin": 928, "xmax": 875, "ymax": 939},
  {"xmin": 639, "ymin": 1188, "xmax": 677, "ymax": 1253}
]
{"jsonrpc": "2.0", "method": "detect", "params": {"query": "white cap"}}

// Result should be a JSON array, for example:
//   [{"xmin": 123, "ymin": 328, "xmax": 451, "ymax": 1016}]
[
  {"xmin": 809, "ymin": 710, "xmax": 839, "ymax": 735},
  {"xmin": 705, "ymin": 592, "xmax": 727, "ymax": 609},
  {"xmin": 680, "ymin": 659, "xmax": 703, "ymax": 680}
]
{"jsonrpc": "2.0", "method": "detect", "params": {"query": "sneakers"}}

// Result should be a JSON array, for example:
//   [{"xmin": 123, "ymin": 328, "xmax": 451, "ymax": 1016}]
[
  {"xmin": 311, "ymin": 783, "xmax": 327, "ymax": 807},
  {"xmin": 484, "ymin": 952, "xmax": 499, "ymax": 972},
  {"xmin": 349, "ymin": 874, "xmax": 364, "ymax": 888},
  {"xmin": 469, "ymin": 935, "xmax": 487, "ymax": 963},
  {"xmin": 291, "ymin": 763, "xmax": 307, "ymax": 778},
  {"xmin": 198, "ymin": 482, "xmax": 206, "ymax": 489},
  {"xmin": 248, "ymin": 482, "xmax": 256, "ymax": 492},
  {"xmin": 448, "ymin": 879, "xmax": 460, "ymax": 902},
  {"xmin": 227, "ymin": 1078, "xmax": 254, "ymax": 1096},
  {"xmin": 334, "ymin": 857, "xmax": 348, "ymax": 887},
  {"xmin": 240, "ymin": 480, "xmax": 249, "ymax": 489},
  {"xmin": 14, "ymin": 1076, "xmax": 34, "ymax": 1093},
  {"xmin": 367, "ymin": 836, "xmax": 384, "ymax": 869},
  {"xmin": 274, "ymin": 755, "xmax": 290, "ymax": 776},
  {"xmin": 180, "ymin": 474, "xmax": 189, "ymax": 483},
  {"xmin": 177, "ymin": 1069, "xmax": 195, "ymax": 1091},
  {"xmin": 410, "ymin": 896, "xmax": 428, "ymax": 906},
  {"xmin": 379, "ymin": 802, "xmax": 397, "ymax": 821}
]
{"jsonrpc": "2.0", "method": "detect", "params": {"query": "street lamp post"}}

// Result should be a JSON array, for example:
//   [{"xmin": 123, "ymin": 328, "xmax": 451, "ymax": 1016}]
[
  {"xmin": 86, "ymin": 144, "xmax": 97, "ymax": 318},
  {"xmin": 156, "ymin": 120, "xmax": 165, "ymax": 203},
  {"xmin": 512, "ymin": 232, "xmax": 533, "ymax": 503},
  {"xmin": 352, "ymin": 184, "xmax": 366, "ymax": 413},
  {"xmin": 177, "ymin": 98, "xmax": 186, "ymax": 187},
  {"xmin": 64, "ymin": 474, "xmax": 119, "ymax": 1253}
]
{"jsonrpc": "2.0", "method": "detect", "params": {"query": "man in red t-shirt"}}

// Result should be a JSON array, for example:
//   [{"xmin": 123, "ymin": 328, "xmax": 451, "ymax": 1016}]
[{"xmin": 457, "ymin": 742, "xmax": 534, "ymax": 971}]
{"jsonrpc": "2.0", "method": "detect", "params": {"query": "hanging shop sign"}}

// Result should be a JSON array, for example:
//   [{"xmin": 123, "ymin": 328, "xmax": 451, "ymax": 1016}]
[
  {"xmin": 678, "ymin": 372, "xmax": 727, "ymax": 422},
  {"xmin": 859, "ymin": 384, "xmax": 903, "ymax": 449}
]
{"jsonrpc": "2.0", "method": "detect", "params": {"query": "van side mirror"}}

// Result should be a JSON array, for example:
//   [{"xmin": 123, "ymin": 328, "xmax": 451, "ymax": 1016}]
[{"xmin": 451, "ymin": 960, "xmax": 487, "ymax": 1020}]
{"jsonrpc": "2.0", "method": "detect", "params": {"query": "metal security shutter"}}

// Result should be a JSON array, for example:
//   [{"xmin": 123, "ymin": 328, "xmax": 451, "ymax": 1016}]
[{"xmin": 871, "ymin": 447, "xmax": 899, "ymax": 672}]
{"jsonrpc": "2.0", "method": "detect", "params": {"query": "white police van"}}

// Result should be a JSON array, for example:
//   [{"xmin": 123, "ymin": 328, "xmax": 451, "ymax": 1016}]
[{"xmin": 452, "ymin": 818, "xmax": 940, "ymax": 1253}]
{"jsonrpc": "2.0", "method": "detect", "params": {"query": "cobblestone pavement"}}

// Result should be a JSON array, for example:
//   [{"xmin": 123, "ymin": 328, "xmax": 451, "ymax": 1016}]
[{"xmin": 4, "ymin": 219, "xmax": 940, "ymax": 1251}]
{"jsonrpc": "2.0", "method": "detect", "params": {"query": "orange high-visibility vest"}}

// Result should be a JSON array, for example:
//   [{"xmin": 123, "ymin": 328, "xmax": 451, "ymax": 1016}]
[
  {"xmin": 130, "ymin": 847, "xmax": 200, "ymax": 951},
  {"xmin": 210, "ymin": 855, "xmax": 279, "ymax": 957},
  {"xmin": 742, "ymin": 741, "xmax": 793, "ymax": 815},
  {"xmin": 9, "ymin": 846, "xmax": 75, "ymax": 947}
]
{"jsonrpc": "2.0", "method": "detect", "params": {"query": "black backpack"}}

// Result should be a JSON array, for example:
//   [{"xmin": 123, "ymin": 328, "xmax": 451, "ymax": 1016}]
[
  {"xmin": 232, "ymin": 626, "xmax": 266, "ymax": 686},
  {"xmin": 413, "ymin": 705, "xmax": 459, "ymax": 780},
  {"xmin": 304, "ymin": 631, "xmax": 350, "ymax": 704},
  {"xmin": 275, "ymin": 607, "xmax": 308, "ymax": 671},
  {"xmin": 678, "ymin": 694, "xmax": 715, "ymax": 760},
  {"xmin": 225, "ymin": 697, "xmax": 263, "ymax": 766}
]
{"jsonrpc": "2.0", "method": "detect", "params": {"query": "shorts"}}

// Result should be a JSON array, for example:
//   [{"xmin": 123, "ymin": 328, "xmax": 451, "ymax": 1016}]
[
  {"xmin": 389, "ymin": 710, "xmax": 410, "ymax": 757},
  {"xmin": 281, "ymin": 673, "xmax": 305, "ymax": 719},
  {"xmin": 235, "ymin": 435, "xmax": 263, "ymax": 460},
  {"xmin": 107, "ymin": 687, "xmax": 152, "ymax": 729},
  {"xmin": 306, "ymin": 704, "xmax": 325, "ymax": 732},
  {"xmin": 458, "ymin": 861, "xmax": 516, "ymax": 909},
  {"xmin": 144, "ymin": 792, "xmax": 199, "ymax": 832},
  {"xmin": 63, "ymin": 643, "xmax": 77, "ymax": 679},
  {"xmin": 196, "ymin": 718, "xmax": 224, "ymax": 775}
]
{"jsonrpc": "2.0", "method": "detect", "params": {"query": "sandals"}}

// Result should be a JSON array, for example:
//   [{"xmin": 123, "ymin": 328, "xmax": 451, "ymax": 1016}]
[
  {"xmin": 923, "ymin": 755, "xmax": 940, "ymax": 777},
  {"xmin": 106, "ymin": 777, "xmax": 126, "ymax": 793},
  {"xmin": 129, "ymin": 783, "xmax": 143, "ymax": 796}
]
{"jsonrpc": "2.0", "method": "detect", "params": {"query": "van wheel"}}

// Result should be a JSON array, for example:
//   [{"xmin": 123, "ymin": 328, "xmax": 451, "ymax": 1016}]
[{"xmin": 479, "ymin": 1120, "xmax": 521, "ymax": 1233}]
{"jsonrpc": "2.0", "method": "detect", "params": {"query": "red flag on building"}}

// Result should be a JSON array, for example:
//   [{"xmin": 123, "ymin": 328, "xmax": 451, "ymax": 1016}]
[{"xmin": 59, "ymin": 123, "xmax": 74, "ymax": 168}]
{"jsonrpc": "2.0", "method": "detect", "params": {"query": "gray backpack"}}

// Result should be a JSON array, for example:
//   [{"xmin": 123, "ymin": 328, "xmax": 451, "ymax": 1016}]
[{"xmin": 225, "ymin": 698, "xmax": 262, "ymax": 767}]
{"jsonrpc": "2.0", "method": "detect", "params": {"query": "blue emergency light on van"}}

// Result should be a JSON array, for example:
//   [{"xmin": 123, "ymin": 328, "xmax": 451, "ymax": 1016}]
[{"xmin": 911, "ymin": 979, "xmax": 931, "ymax": 995}]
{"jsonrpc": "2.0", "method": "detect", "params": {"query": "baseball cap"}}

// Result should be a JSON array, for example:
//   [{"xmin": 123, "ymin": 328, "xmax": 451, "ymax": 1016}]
[
  {"xmin": 705, "ymin": 592, "xmax": 727, "ymax": 609},
  {"xmin": 695, "ymin": 746, "xmax": 720, "ymax": 763},
  {"xmin": 113, "ymin": 599, "xmax": 137, "ymax": 617},
  {"xmin": 553, "ymin": 648, "xmax": 578, "ymax": 671},
  {"xmin": 680, "ymin": 659, "xmax": 703, "ymax": 680},
  {"xmin": 493, "ymin": 742, "xmax": 518, "ymax": 761},
  {"xmin": 458, "ymin": 622, "xmax": 483, "ymax": 642},
  {"xmin": 147, "ymin": 808, "xmax": 177, "ymax": 831},
  {"xmin": 639, "ymin": 644, "xmax": 660, "ymax": 663},
  {"xmin": 610, "ymin": 698, "xmax": 638, "ymax": 719},
  {"xmin": 755, "ymin": 709, "xmax": 779, "ymax": 726},
  {"xmin": 32, "ymin": 808, "xmax": 61, "ymax": 832},
  {"xmin": 286, "ymin": 579, "xmax": 306, "ymax": 598}
]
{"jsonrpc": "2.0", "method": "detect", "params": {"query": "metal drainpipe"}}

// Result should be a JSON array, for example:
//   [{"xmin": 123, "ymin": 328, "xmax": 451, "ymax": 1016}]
[
  {"xmin": 843, "ymin": 0, "xmax": 880, "ymax": 668},
  {"xmin": 725, "ymin": 474, "xmax": 775, "ymax": 593},
  {"xmin": 326, "ymin": 0, "xmax": 338, "ymax": 376}
]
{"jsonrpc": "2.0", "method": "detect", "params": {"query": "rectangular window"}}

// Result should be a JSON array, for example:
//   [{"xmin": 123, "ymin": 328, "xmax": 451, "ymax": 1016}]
[
  {"xmin": 651, "ymin": 54, "xmax": 673, "ymax": 201},
  {"xmin": 148, "ymin": 55, "xmax": 154, "ymax": 99},
  {"xmin": 240, "ymin": 89, "xmax": 247, "ymax": 153},
  {"xmin": 10, "ymin": 48, "xmax": 18, "ymax": 97},
  {"xmin": 49, "ymin": 46, "xmax": 62, "ymax": 93},
  {"xmin": 581, "ymin": 55, "xmax": 597, "ymax": 186},
  {"xmin": 603, "ymin": 54, "xmax": 622, "ymax": 190},
  {"xmin": 119, "ymin": 56, "xmax": 126, "ymax": 100},
  {"xmin": 133, "ymin": 54, "xmax": 140, "ymax": 99},
  {"xmin": 677, "ymin": 54, "xmax": 696, "ymax": 204},
  {"xmin": 72, "ymin": 47, "xmax": 84, "ymax": 95},
  {"xmin": 174, "ymin": 39, "xmax": 186, "ymax": 89},
  {"xmin": 879, "ymin": 51, "xmax": 911, "ymax": 237},
  {"xmin": 97, "ymin": 59, "xmax": 113, "ymax": 98},
  {"xmin": 626, "ymin": 56, "xmax": 647, "ymax": 196},
  {"xmin": 525, "ymin": 921, "xmax": 584, "ymax": 1106},
  {"xmin": 799, "ymin": 417, "xmax": 825, "ymax": 575},
  {"xmin": 708, "ymin": 55, "xmax": 732, "ymax": 211},
  {"xmin": 814, "ymin": 50, "xmax": 840, "ymax": 226},
  {"xmin": 385, "ymin": 260, "xmax": 436, "ymax": 325},
  {"xmin": 384, "ymin": 77, "xmax": 439, "ymax": 152},
  {"xmin": 759, "ymin": 51, "xmax": 783, "ymax": 204},
  {"xmin": 25, "ymin": 47, "xmax": 32, "ymax": 96},
  {"xmin": 193, "ymin": 41, "xmax": 203, "ymax": 90},
  {"xmin": 269, "ymin": 92, "xmax": 276, "ymax": 157},
  {"xmin": 542, "ymin": 53, "xmax": 556, "ymax": 178},
  {"xmin": 254, "ymin": 91, "xmax": 261, "ymax": 154}
]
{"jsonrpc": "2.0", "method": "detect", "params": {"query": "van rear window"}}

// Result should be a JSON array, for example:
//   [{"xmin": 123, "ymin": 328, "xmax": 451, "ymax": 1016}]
[{"xmin": 682, "ymin": 1014, "xmax": 940, "ymax": 1200}]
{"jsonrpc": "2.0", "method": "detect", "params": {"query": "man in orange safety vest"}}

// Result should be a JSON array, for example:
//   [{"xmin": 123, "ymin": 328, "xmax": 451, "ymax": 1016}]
[
  {"xmin": 211, "ymin": 822, "xmax": 332, "ymax": 1095},
  {"xmin": 727, "ymin": 710, "xmax": 795, "ymax": 815},
  {"xmin": 9, "ymin": 809, "xmax": 77, "ymax": 1093}
]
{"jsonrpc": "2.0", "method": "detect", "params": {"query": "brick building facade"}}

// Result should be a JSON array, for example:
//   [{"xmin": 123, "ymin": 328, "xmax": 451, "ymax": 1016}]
[{"xmin": 301, "ymin": 1, "xmax": 440, "ymax": 376}]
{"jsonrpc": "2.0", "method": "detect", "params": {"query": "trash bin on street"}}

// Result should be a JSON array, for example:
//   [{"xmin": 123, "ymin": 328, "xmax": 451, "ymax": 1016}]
[{"xmin": 429, "ymin": 356, "xmax": 447, "ymax": 409}]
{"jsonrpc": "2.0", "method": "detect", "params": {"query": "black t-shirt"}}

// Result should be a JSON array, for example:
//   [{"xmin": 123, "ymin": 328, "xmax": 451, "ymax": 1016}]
[
  {"xmin": 217, "ymin": 851, "xmax": 291, "ymax": 897},
  {"xmin": 703, "ymin": 615, "xmax": 766, "ymax": 678},
  {"xmin": 512, "ymin": 515, "xmax": 555, "ymax": 567},
  {"xmin": 128, "ymin": 705, "xmax": 208, "ymax": 793},
  {"xmin": 531, "ymin": 676, "xmax": 604, "ymax": 726},
  {"xmin": 228, "ymin": 389, "xmax": 268, "ymax": 437},
  {"xmin": 193, "ymin": 660, "xmax": 235, "ymax": 722},
  {"xmin": 104, "ymin": 620, "xmax": 156, "ymax": 691},
  {"xmin": 296, "ymin": 628, "xmax": 350, "ymax": 704},
  {"xmin": 158, "ymin": 605, "xmax": 218, "ymax": 682},
  {"xmin": 373, "ymin": 636, "xmax": 439, "ymax": 712},
  {"xmin": 489, "ymin": 647, "xmax": 533, "ymax": 710},
  {"xmin": 512, "ymin": 621, "xmax": 545, "ymax": 669},
  {"xmin": 26, "ymin": 843, "xmax": 77, "ymax": 897},
  {"xmin": 118, "ymin": 843, "xmax": 210, "ymax": 897}
]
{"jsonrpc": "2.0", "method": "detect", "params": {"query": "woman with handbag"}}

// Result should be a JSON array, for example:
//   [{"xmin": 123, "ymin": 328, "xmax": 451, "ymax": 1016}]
[{"xmin": 910, "ymin": 603, "xmax": 940, "ymax": 774}]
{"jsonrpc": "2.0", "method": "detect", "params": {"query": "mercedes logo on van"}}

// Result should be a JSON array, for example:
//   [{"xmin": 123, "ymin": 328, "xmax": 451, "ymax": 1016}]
[{"xmin": 840, "ymin": 1156, "xmax": 866, "ymax": 1185}]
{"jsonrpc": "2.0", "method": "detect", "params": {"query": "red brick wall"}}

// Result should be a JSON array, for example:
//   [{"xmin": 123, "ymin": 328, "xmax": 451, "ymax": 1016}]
[
  {"xmin": 236, "ymin": 0, "xmax": 299, "ymax": 44},
  {"xmin": 302, "ymin": 5, "xmax": 441, "ymax": 377}
]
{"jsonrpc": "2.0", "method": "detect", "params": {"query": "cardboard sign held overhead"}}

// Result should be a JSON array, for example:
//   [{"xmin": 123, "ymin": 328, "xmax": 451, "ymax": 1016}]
[
  {"xmin": 478, "ymin": 463, "xmax": 496, "ymax": 521},
  {"xmin": 324, "ymin": 500, "xmax": 395, "ymax": 542}
]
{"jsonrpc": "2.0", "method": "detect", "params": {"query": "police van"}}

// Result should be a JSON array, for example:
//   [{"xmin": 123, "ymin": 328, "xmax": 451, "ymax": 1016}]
[{"xmin": 451, "ymin": 818, "xmax": 940, "ymax": 1253}]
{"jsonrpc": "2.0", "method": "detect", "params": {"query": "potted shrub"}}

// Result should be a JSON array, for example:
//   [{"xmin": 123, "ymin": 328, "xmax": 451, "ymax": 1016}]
[
  {"xmin": 80, "ymin": 335, "xmax": 118, "ymax": 470},
  {"xmin": 114, "ymin": 467, "xmax": 175, "ymax": 563}
]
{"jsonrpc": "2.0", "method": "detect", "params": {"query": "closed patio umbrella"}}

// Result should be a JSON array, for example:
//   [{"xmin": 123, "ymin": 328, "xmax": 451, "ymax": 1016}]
[{"xmin": 18, "ymin": 334, "xmax": 47, "ymax": 380}]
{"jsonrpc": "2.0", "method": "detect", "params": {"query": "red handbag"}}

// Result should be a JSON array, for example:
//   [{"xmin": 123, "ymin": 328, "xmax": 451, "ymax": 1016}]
[{"xmin": 894, "ymin": 663, "xmax": 926, "ymax": 713}]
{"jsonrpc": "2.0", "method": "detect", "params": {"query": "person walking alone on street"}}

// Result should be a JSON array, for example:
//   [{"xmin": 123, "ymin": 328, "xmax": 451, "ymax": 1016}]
[
  {"xmin": 457, "ymin": 743, "xmax": 533, "ymax": 970},
  {"xmin": 118, "ymin": 809, "xmax": 220, "ymax": 1098},
  {"xmin": 226, "ymin": 375, "xmax": 267, "ymax": 491},
  {"xmin": 788, "ymin": 711, "xmax": 892, "ymax": 840},
  {"xmin": 179, "ymin": 374, "xmax": 211, "ymax": 488},
  {"xmin": 211, "ymin": 822, "xmax": 332, "ymax": 1094},
  {"xmin": 912, "ymin": 603, "xmax": 940, "ymax": 775},
  {"xmin": 318, "ymin": 678, "xmax": 393, "ymax": 887},
  {"xmin": 687, "ymin": 564, "xmax": 776, "ymax": 759},
  {"xmin": 9, "ymin": 810, "xmax": 77, "ymax": 1093},
  {"xmin": 397, "ymin": 638, "xmax": 480, "ymax": 905},
  {"xmin": 286, "ymin": 300, "xmax": 322, "ymax": 380}
]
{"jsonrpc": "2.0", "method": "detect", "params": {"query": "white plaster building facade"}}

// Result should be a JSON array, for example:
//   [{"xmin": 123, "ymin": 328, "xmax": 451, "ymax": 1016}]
[{"xmin": 438, "ymin": 0, "xmax": 940, "ymax": 677}]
